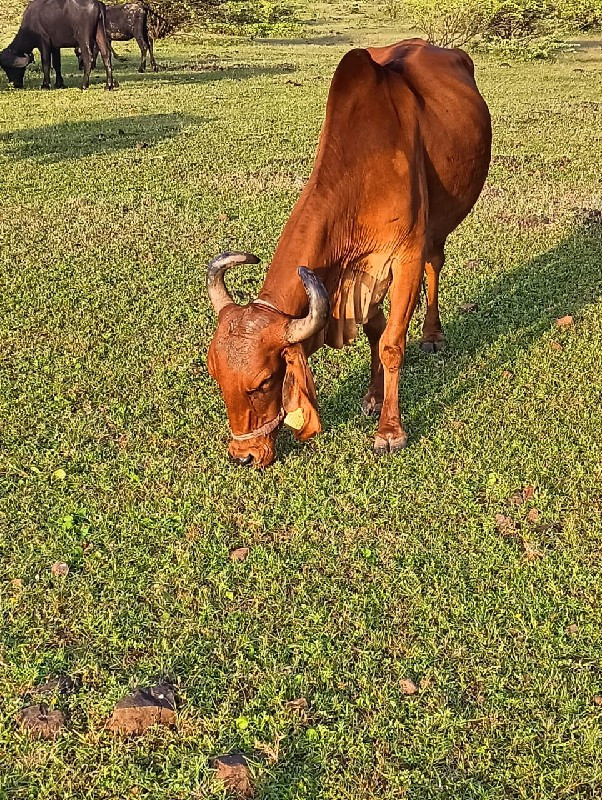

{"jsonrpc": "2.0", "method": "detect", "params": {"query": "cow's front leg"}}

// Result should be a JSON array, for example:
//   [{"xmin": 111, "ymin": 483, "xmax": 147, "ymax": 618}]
[
  {"xmin": 40, "ymin": 42, "xmax": 51, "ymax": 89},
  {"xmin": 51, "ymin": 48, "xmax": 65, "ymax": 88},
  {"xmin": 374, "ymin": 253, "xmax": 424, "ymax": 454},
  {"xmin": 362, "ymin": 308, "xmax": 386, "ymax": 416},
  {"xmin": 421, "ymin": 241, "xmax": 446, "ymax": 353}
]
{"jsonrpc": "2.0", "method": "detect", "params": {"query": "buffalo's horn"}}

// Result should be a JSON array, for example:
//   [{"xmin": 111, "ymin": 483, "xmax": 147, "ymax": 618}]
[
  {"xmin": 206, "ymin": 251, "xmax": 260, "ymax": 314},
  {"xmin": 286, "ymin": 267, "xmax": 330, "ymax": 344}
]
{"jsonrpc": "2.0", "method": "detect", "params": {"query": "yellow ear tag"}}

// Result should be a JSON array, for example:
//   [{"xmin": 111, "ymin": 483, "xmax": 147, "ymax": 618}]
[{"xmin": 284, "ymin": 407, "xmax": 305, "ymax": 430}]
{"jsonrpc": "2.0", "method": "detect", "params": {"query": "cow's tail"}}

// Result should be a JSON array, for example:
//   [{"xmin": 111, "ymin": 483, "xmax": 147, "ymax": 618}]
[{"xmin": 95, "ymin": 3, "xmax": 110, "ymax": 54}]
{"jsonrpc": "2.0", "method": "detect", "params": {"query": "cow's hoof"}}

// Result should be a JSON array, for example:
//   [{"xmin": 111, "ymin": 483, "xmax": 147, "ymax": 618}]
[
  {"xmin": 138, "ymin": 67, "xmax": 145, "ymax": 73},
  {"xmin": 55, "ymin": 83, "xmax": 65, "ymax": 89},
  {"xmin": 152, "ymin": 66, "xmax": 158, "ymax": 72},
  {"xmin": 40, "ymin": 84, "xmax": 51, "ymax": 90},
  {"xmin": 374, "ymin": 431, "xmax": 408, "ymax": 455},
  {"xmin": 362, "ymin": 394, "xmax": 382, "ymax": 417},
  {"xmin": 420, "ymin": 338, "xmax": 446, "ymax": 354}
]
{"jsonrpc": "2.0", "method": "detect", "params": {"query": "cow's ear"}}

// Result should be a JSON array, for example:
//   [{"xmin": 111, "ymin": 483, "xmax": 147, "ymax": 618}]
[{"xmin": 282, "ymin": 344, "xmax": 321, "ymax": 441}]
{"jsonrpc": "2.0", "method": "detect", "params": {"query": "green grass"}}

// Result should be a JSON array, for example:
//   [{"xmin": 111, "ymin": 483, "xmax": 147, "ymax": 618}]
[{"xmin": 1, "ymin": 10, "xmax": 602, "ymax": 799}]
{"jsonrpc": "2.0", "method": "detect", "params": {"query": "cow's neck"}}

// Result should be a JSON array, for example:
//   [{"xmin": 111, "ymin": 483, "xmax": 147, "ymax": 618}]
[
  {"xmin": 10, "ymin": 29, "xmax": 35, "ymax": 55},
  {"xmin": 258, "ymin": 180, "xmax": 339, "ymax": 319}
]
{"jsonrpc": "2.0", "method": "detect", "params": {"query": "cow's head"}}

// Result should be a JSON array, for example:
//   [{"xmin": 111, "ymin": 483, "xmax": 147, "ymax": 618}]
[
  {"xmin": 207, "ymin": 252, "xmax": 330, "ymax": 468},
  {"xmin": 0, "ymin": 49, "xmax": 33, "ymax": 88}
]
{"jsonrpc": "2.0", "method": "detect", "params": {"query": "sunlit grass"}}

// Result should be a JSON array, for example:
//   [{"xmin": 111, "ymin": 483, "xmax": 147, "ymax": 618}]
[{"xmin": 1, "ymin": 15, "xmax": 602, "ymax": 800}]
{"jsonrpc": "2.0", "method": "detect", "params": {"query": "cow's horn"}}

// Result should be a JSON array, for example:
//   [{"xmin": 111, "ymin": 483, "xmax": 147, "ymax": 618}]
[
  {"xmin": 286, "ymin": 267, "xmax": 330, "ymax": 344},
  {"xmin": 207, "ymin": 251, "xmax": 260, "ymax": 314}
]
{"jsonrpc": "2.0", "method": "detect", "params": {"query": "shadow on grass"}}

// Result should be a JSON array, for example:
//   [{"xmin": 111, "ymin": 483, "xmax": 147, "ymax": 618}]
[
  {"xmin": 315, "ymin": 218, "xmax": 602, "ymax": 445},
  {"xmin": 111, "ymin": 61, "xmax": 297, "ymax": 85},
  {"xmin": 256, "ymin": 33, "xmax": 352, "ymax": 46},
  {"xmin": 0, "ymin": 113, "xmax": 199, "ymax": 162},
  {"xmin": 6, "ymin": 58, "xmax": 297, "ymax": 91}
]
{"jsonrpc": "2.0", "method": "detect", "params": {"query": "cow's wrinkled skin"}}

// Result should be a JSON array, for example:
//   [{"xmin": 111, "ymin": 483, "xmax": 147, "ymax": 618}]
[
  {"xmin": 0, "ymin": 0, "xmax": 115, "ymax": 90},
  {"xmin": 207, "ymin": 40, "xmax": 492, "ymax": 467}
]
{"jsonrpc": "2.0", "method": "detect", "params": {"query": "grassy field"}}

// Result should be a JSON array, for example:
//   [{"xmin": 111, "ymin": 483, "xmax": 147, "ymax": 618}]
[{"xmin": 1, "ymin": 5, "xmax": 602, "ymax": 798}]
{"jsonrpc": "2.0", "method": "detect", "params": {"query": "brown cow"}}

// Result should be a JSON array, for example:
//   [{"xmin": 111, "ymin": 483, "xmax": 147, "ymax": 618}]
[{"xmin": 207, "ymin": 40, "xmax": 492, "ymax": 467}]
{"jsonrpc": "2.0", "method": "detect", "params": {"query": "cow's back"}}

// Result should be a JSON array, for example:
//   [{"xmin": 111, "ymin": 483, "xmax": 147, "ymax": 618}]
[
  {"xmin": 21, "ymin": 0, "xmax": 103, "ymax": 45},
  {"xmin": 369, "ymin": 40, "xmax": 492, "ymax": 243}
]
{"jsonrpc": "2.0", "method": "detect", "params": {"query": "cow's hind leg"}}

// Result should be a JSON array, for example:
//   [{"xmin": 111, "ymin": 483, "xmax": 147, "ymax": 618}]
[
  {"xmin": 95, "ymin": 21, "xmax": 115, "ymax": 89},
  {"xmin": 420, "ymin": 241, "xmax": 446, "ymax": 353},
  {"xmin": 362, "ymin": 308, "xmax": 386, "ymax": 416},
  {"xmin": 374, "ymin": 247, "xmax": 425, "ymax": 454},
  {"xmin": 148, "ymin": 37, "xmax": 157, "ymax": 72},
  {"xmin": 136, "ymin": 37, "xmax": 147, "ymax": 72},
  {"xmin": 51, "ymin": 48, "xmax": 65, "ymax": 88}
]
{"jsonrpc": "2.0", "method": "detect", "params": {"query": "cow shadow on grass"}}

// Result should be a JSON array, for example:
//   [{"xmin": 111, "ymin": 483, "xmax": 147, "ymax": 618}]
[
  {"xmin": 0, "ymin": 113, "xmax": 200, "ymax": 163},
  {"xmin": 43, "ymin": 53, "xmax": 298, "ymax": 87},
  {"xmin": 298, "ymin": 218, "xmax": 602, "ymax": 454},
  {"xmin": 4, "ymin": 57, "xmax": 297, "ymax": 90}
]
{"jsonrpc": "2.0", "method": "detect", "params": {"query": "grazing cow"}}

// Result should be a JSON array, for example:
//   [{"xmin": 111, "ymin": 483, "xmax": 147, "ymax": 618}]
[
  {"xmin": 0, "ymin": 0, "xmax": 115, "ymax": 90},
  {"xmin": 207, "ymin": 40, "xmax": 492, "ymax": 467},
  {"xmin": 76, "ymin": 3, "xmax": 158, "ymax": 73}
]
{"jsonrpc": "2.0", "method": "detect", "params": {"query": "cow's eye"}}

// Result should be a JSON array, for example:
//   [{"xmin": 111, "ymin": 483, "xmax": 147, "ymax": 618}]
[{"xmin": 249, "ymin": 375, "xmax": 274, "ymax": 395}]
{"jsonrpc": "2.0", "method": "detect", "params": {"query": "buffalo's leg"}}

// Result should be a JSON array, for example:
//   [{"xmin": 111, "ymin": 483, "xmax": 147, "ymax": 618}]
[
  {"xmin": 362, "ymin": 308, "xmax": 386, "ymax": 416},
  {"xmin": 40, "ymin": 41, "xmax": 51, "ymax": 89},
  {"xmin": 421, "ymin": 241, "xmax": 446, "ymax": 353},
  {"xmin": 374, "ymin": 248, "xmax": 425, "ymax": 454},
  {"xmin": 136, "ymin": 36, "xmax": 148, "ymax": 72},
  {"xmin": 95, "ymin": 26, "xmax": 115, "ymax": 90},
  {"xmin": 51, "ymin": 48, "xmax": 65, "ymax": 88},
  {"xmin": 148, "ymin": 36, "xmax": 157, "ymax": 71},
  {"xmin": 78, "ymin": 41, "xmax": 93, "ymax": 89}
]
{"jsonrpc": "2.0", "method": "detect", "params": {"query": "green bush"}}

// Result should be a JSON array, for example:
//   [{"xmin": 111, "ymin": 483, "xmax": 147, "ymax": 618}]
[
  {"xmin": 486, "ymin": 0, "xmax": 556, "ymax": 38},
  {"xmin": 403, "ymin": 0, "xmax": 495, "ymax": 48},
  {"xmin": 556, "ymin": 0, "xmax": 602, "ymax": 30},
  {"xmin": 404, "ymin": 0, "xmax": 599, "ymax": 58}
]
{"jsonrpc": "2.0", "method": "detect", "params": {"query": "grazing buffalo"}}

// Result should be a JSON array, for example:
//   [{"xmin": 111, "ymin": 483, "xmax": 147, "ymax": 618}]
[
  {"xmin": 0, "ymin": 0, "xmax": 115, "ymax": 90},
  {"xmin": 207, "ymin": 40, "xmax": 492, "ymax": 467},
  {"xmin": 76, "ymin": 2, "xmax": 158, "ymax": 73}
]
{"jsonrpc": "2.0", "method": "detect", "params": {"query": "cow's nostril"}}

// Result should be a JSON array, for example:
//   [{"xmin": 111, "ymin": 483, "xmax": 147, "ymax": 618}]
[{"xmin": 235, "ymin": 454, "xmax": 254, "ymax": 467}]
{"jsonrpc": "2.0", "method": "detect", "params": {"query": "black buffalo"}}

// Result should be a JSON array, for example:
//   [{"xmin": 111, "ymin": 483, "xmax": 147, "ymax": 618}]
[
  {"xmin": 76, "ymin": 3, "xmax": 158, "ymax": 74},
  {"xmin": 0, "ymin": 0, "xmax": 115, "ymax": 90}
]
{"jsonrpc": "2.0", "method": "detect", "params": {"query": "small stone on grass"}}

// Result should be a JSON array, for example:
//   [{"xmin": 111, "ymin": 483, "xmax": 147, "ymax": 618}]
[
  {"xmin": 400, "ymin": 678, "xmax": 418, "ymax": 696},
  {"xmin": 51, "ymin": 561, "xmax": 69, "ymax": 577},
  {"xmin": 107, "ymin": 683, "xmax": 176, "ymax": 735},
  {"xmin": 526, "ymin": 508, "xmax": 540, "ymax": 524},
  {"xmin": 16, "ymin": 704, "xmax": 65, "ymax": 739},
  {"xmin": 566, "ymin": 623, "xmax": 578, "ymax": 636},
  {"xmin": 229, "ymin": 547, "xmax": 250, "ymax": 562},
  {"xmin": 213, "ymin": 753, "xmax": 254, "ymax": 798},
  {"xmin": 284, "ymin": 697, "xmax": 308, "ymax": 713}
]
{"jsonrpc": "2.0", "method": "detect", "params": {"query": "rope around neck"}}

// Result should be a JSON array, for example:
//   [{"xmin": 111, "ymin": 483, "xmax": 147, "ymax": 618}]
[{"xmin": 230, "ymin": 408, "xmax": 285, "ymax": 441}]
